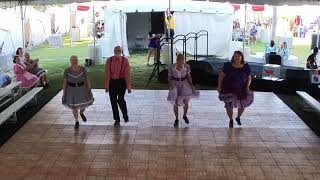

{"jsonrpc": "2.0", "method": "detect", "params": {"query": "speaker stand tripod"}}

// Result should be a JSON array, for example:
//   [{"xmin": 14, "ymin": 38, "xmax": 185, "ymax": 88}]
[{"xmin": 146, "ymin": 56, "xmax": 166, "ymax": 88}]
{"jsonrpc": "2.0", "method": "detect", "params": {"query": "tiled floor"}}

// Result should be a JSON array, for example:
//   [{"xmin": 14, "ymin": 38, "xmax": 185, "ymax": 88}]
[{"xmin": 0, "ymin": 90, "xmax": 320, "ymax": 180}]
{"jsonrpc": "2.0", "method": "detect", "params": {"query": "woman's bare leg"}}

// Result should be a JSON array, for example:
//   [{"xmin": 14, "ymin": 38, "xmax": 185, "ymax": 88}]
[
  {"xmin": 183, "ymin": 98, "xmax": 190, "ymax": 117},
  {"xmin": 173, "ymin": 104, "xmax": 179, "ymax": 127},
  {"xmin": 237, "ymin": 108, "xmax": 245, "ymax": 119},
  {"xmin": 226, "ymin": 108, "xmax": 234, "ymax": 127},
  {"xmin": 173, "ymin": 104, "xmax": 178, "ymax": 120},
  {"xmin": 182, "ymin": 98, "xmax": 190, "ymax": 124},
  {"xmin": 72, "ymin": 109, "xmax": 79, "ymax": 122}
]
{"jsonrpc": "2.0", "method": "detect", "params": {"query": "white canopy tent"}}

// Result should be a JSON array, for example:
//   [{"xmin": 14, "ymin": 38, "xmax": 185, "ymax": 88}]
[
  {"xmin": 1, "ymin": 0, "xmax": 320, "ymax": 8},
  {"xmin": 0, "ymin": 6, "xmax": 70, "ymax": 54},
  {"xmin": 101, "ymin": 0, "xmax": 234, "ymax": 58}
]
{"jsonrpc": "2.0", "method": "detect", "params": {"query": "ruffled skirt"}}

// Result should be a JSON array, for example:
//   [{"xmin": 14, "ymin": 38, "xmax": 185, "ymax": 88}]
[
  {"xmin": 167, "ymin": 80, "xmax": 199, "ymax": 106},
  {"xmin": 218, "ymin": 91, "xmax": 254, "ymax": 109},
  {"xmin": 63, "ymin": 86, "xmax": 94, "ymax": 109}
]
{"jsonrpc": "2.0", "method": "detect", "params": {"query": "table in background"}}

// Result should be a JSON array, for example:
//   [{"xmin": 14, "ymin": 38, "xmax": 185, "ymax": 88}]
[{"xmin": 48, "ymin": 34, "xmax": 63, "ymax": 48}]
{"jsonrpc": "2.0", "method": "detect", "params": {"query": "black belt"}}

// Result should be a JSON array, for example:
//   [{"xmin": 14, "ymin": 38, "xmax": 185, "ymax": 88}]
[
  {"xmin": 68, "ymin": 81, "xmax": 84, "ymax": 87},
  {"xmin": 172, "ymin": 77, "xmax": 187, "ymax": 81}
]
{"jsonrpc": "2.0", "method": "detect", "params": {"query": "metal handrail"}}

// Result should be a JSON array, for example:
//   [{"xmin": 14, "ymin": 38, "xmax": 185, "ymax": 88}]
[{"xmin": 156, "ymin": 30, "xmax": 208, "ymax": 63}]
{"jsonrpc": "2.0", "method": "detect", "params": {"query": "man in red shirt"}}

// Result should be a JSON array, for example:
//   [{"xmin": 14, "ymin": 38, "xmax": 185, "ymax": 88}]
[{"xmin": 105, "ymin": 46, "xmax": 132, "ymax": 126}]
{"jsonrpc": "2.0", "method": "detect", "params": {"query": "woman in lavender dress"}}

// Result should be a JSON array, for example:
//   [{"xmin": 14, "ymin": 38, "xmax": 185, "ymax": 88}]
[
  {"xmin": 218, "ymin": 51, "xmax": 253, "ymax": 128},
  {"xmin": 167, "ymin": 54, "xmax": 199, "ymax": 127}
]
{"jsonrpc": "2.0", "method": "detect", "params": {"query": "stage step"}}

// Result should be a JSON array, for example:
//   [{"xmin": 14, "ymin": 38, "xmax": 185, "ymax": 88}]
[{"xmin": 296, "ymin": 91, "xmax": 320, "ymax": 112}]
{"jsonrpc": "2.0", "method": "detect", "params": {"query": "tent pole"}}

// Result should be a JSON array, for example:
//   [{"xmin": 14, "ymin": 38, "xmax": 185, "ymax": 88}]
[
  {"xmin": 168, "ymin": 0, "xmax": 173, "ymax": 64},
  {"xmin": 92, "ymin": 0, "xmax": 96, "ymax": 65},
  {"xmin": 317, "ymin": 17, "xmax": 320, "ymax": 48},
  {"xmin": 20, "ymin": 3, "xmax": 25, "ymax": 51},
  {"xmin": 271, "ymin": 6, "xmax": 277, "ymax": 41},
  {"xmin": 243, "ymin": 3, "xmax": 247, "ymax": 53},
  {"xmin": 317, "ymin": 27, "xmax": 320, "ymax": 49}
]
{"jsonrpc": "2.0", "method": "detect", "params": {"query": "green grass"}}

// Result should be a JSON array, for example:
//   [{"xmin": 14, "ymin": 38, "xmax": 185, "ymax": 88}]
[
  {"xmin": 30, "ymin": 36, "xmax": 168, "ymax": 94},
  {"xmin": 30, "ymin": 37, "xmax": 312, "ymax": 94},
  {"xmin": 248, "ymin": 41, "xmax": 310, "ymax": 67}
]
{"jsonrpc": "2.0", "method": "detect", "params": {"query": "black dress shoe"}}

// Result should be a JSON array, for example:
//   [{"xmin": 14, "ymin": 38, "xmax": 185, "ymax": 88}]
[
  {"xmin": 229, "ymin": 120, "xmax": 234, "ymax": 128},
  {"xmin": 74, "ymin": 121, "xmax": 80, "ymax": 130},
  {"xmin": 174, "ymin": 119, "xmax": 179, "ymax": 127},
  {"xmin": 114, "ymin": 121, "xmax": 120, "ymax": 126},
  {"xmin": 80, "ymin": 113, "xmax": 87, "ymax": 122},
  {"xmin": 183, "ymin": 116, "xmax": 189, "ymax": 124},
  {"xmin": 235, "ymin": 117, "xmax": 241, "ymax": 125}
]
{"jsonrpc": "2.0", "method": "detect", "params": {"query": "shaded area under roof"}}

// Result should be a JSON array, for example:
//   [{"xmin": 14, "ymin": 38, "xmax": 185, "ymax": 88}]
[{"xmin": 0, "ymin": 0, "xmax": 320, "ymax": 9}]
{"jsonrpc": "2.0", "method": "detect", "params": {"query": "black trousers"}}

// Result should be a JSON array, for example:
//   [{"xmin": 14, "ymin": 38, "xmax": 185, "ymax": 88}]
[
  {"xmin": 109, "ymin": 79, "xmax": 128, "ymax": 122},
  {"xmin": 165, "ymin": 29, "xmax": 175, "ymax": 39}
]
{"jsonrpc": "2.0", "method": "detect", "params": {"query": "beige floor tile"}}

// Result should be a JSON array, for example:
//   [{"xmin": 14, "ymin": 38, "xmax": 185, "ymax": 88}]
[{"xmin": 0, "ymin": 90, "xmax": 318, "ymax": 179}]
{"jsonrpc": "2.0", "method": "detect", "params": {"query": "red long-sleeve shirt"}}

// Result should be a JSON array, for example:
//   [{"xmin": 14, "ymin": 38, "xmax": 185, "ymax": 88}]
[{"xmin": 104, "ymin": 56, "xmax": 131, "ymax": 89}]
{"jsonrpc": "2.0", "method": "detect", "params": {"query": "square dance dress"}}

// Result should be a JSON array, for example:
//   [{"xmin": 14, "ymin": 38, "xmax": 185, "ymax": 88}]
[
  {"xmin": 167, "ymin": 63, "xmax": 199, "ymax": 106},
  {"xmin": 63, "ymin": 67, "xmax": 94, "ymax": 109},
  {"xmin": 218, "ymin": 62, "xmax": 254, "ymax": 109}
]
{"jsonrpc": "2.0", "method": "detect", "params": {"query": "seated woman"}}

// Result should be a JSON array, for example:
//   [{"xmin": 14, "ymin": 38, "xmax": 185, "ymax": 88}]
[
  {"xmin": 15, "ymin": 47, "xmax": 24, "ymax": 62},
  {"xmin": 278, "ymin": 42, "xmax": 289, "ymax": 61},
  {"xmin": 0, "ymin": 72, "xmax": 11, "ymax": 88},
  {"xmin": 13, "ymin": 56, "xmax": 39, "ymax": 88},
  {"xmin": 24, "ymin": 52, "xmax": 49, "ymax": 86}
]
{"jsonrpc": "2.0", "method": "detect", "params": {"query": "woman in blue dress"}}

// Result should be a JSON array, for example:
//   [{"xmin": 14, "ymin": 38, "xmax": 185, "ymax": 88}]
[
  {"xmin": 218, "ymin": 51, "xmax": 253, "ymax": 128},
  {"xmin": 147, "ymin": 32, "xmax": 158, "ymax": 65}
]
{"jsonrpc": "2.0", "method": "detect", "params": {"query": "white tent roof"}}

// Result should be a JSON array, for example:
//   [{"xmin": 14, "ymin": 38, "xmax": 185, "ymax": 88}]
[
  {"xmin": 105, "ymin": 0, "xmax": 234, "ymax": 14},
  {"xmin": 0, "ymin": 0, "xmax": 319, "ymax": 9}
]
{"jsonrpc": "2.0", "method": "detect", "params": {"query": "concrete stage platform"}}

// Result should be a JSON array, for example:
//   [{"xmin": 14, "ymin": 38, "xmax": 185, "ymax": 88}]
[{"xmin": 0, "ymin": 90, "xmax": 319, "ymax": 179}]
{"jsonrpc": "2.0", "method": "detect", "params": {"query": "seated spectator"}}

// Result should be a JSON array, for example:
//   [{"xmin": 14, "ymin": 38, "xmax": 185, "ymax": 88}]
[
  {"xmin": 265, "ymin": 40, "xmax": 277, "ymax": 54},
  {"xmin": 306, "ymin": 47, "xmax": 319, "ymax": 75},
  {"xmin": 0, "ymin": 72, "xmax": 11, "ymax": 88},
  {"xmin": 16, "ymin": 47, "xmax": 24, "ymax": 61},
  {"xmin": 278, "ymin": 42, "xmax": 289, "ymax": 61},
  {"xmin": 13, "ymin": 56, "xmax": 39, "ymax": 88},
  {"xmin": 24, "ymin": 52, "xmax": 49, "ymax": 86},
  {"xmin": 265, "ymin": 40, "xmax": 277, "ymax": 63}
]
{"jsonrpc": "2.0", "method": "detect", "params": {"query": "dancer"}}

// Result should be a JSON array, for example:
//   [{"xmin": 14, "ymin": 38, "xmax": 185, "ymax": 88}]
[
  {"xmin": 218, "ymin": 51, "xmax": 253, "ymax": 128},
  {"xmin": 167, "ymin": 54, "xmax": 199, "ymax": 127},
  {"xmin": 62, "ymin": 55, "xmax": 94, "ymax": 130},
  {"xmin": 105, "ymin": 46, "xmax": 131, "ymax": 126}
]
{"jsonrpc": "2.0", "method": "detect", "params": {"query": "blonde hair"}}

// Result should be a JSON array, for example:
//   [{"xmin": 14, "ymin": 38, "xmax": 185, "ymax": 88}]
[
  {"xmin": 176, "ymin": 54, "xmax": 184, "ymax": 61},
  {"xmin": 70, "ymin": 55, "xmax": 78, "ymax": 60}
]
